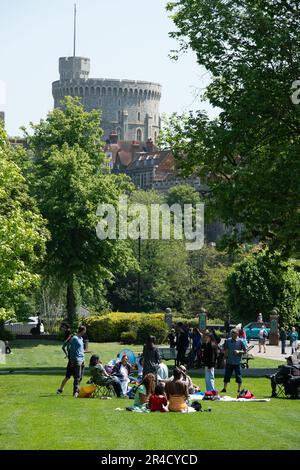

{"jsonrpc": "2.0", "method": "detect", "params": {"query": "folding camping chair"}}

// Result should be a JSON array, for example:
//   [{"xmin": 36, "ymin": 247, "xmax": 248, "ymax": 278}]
[
  {"xmin": 89, "ymin": 368, "xmax": 116, "ymax": 398},
  {"xmin": 91, "ymin": 381, "xmax": 115, "ymax": 398}
]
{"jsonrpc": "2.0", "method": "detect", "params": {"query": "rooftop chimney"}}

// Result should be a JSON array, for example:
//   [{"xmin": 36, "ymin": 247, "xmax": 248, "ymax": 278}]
[
  {"xmin": 109, "ymin": 131, "xmax": 118, "ymax": 144},
  {"xmin": 146, "ymin": 138, "xmax": 154, "ymax": 153}
]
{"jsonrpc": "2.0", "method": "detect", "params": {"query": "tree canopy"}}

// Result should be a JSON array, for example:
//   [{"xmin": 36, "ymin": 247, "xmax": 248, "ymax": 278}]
[
  {"xmin": 164, "ymin": 0, "xmax": 300, "ymax": 256},
  {"xmin": 26, "ymin": 98, "xmax": 137, "ymax": 325},
  {"xmin": 0, "ymin": 124, "xmax": 48, "ymax": 315},
  {"xmin": 226, "ymin": 249, "xmax": 300, "ymax": 325}
]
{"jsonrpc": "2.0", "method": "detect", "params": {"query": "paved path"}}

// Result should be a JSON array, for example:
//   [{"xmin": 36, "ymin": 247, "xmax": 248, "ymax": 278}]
[{"xmin": 247, "ymin": 340, "xmax": 290, "ymax": 361}]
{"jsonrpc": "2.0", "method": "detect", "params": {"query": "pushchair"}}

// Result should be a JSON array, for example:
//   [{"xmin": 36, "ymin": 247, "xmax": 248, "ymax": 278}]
[{"xmin": 268, "ymin": 357, "xmax": 300, "ymax": 399}]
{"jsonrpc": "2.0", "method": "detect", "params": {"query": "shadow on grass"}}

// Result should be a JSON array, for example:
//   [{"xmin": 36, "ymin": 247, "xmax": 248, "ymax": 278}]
[
  {"xmin": 10, "ymin": 340, "xmax": 61, "ymax": 349},
  {"xmin": 0, "ymin": 367, "xmax": 65, "ymax": 375}
]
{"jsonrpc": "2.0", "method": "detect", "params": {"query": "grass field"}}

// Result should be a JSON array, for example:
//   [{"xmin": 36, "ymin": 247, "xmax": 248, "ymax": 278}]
[{"xmin": 0, "ymin": 340, "xmax": 299, "ymax": 450}]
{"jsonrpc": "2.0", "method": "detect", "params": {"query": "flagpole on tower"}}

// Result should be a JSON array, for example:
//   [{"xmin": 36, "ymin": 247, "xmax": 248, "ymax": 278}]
[{"xmin": 73, "ymin": 3, "xmax": 77, "ymax": 57}]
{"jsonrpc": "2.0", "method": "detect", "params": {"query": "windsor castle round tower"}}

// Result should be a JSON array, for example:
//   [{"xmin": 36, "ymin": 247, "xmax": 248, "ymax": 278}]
[{"xmin": 52, "ymin": 56, "xmax": 162, "ymax": 142}]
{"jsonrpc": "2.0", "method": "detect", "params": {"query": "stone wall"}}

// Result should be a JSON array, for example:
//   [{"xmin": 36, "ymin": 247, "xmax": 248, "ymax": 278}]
[{"xmin": 52, "ymin": 57, "xmax": 162, "ymax": 142}]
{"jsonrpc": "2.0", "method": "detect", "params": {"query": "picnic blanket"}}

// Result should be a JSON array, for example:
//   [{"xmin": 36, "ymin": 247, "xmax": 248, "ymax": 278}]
[{"xmin": 189, "ymin": 393, "xmax": 270, "ymax": 402}]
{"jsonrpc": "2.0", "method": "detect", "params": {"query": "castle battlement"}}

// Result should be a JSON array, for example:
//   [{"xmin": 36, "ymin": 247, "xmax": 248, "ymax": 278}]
[{"xmin": 52, "ymin": 56, "xmax": 162, "ymax": 142}]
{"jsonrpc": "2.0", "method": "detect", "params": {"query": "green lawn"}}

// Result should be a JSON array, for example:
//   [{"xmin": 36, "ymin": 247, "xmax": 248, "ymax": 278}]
[{"xmin": 0, "ymin": 340, "xmax": 299, "ymax": 450}]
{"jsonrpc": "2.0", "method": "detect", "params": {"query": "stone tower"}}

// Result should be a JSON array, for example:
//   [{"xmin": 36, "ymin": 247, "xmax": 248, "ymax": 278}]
[{"xmin": 52, "ymin": 56, "xmax": 162, "ymax": 142}]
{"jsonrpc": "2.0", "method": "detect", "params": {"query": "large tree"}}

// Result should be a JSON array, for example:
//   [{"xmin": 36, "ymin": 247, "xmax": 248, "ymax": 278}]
[
  {"xmin": 0, "ymin": 124, "xmax": 48, "ymax": 317},
  {"xmin": 25, "ymin": 98, "xmax": 137, "ymax": 326},
  {"xmin": 226, "ymin": 248, "xmax": 300, "ymax": 326},
  {"xmin": 164, "ymin": 0, "xmax": 300, "ymax": 256},
  {"xmin": 108, "ymin": 190, "xmax": 192, "ymax": 313}
]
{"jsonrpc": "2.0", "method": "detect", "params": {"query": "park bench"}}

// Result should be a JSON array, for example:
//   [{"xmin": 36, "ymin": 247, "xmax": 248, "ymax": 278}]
[{"xmin": 158, "ymin": 347, "xmax": 178, "ymax": 366}]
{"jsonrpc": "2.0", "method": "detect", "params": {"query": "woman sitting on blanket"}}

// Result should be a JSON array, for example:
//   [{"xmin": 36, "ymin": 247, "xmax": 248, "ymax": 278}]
[
  {"xmin": 165, "ymin": 367, "xmax": 195, "ymax": 412},
  {"xmin": 126, "ymin": 373, "xmax": 156, "ymax": 411}
]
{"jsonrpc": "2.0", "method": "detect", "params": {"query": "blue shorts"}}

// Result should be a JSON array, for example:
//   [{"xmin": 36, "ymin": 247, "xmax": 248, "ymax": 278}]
[{"xmin": 224, "ymin": 364, "xmax": 242, "ymax": 384}]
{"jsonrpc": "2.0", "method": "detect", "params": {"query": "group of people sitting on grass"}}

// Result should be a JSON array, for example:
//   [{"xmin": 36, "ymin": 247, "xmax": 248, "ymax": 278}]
[
  {"xmin": 89, "ymin": 356, "xmax": 200, "ymax": 412},
  {"xmin": 56, "ymin": 323, "xmax": 250, "ymax": 403}
]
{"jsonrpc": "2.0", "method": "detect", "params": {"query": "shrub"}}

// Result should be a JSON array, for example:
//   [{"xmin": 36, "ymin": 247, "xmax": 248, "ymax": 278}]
[
  {"xmin": 83, "ymin": 312, "xmax": 165, "ymax": 343},
  {"xmin": 120, "ymin": 331, "xmax": 137, "ymax": 344},
  {"xmin": 172, "ymin": 316, "xmax": 199, "ymax": 328},
  {"xmin": 136, "ymin": 319, "xmax": 168, "ymax": 345},
  {"xmin": 0, "ymin": 329, "xmax": 15, "ymax": 341}
]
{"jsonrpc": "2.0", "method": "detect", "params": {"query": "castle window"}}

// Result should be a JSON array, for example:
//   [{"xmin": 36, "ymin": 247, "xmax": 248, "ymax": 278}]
[
  {"xmin": 102, "ymin": 87, "xmax": 106, "ymax": 96},
  {"xmin": 85, "ymin": 86, "xmax": 89, "ymax": 96},
  {"xmin": 118, "ymin": 99, "xmax": 121, "ymax": 106},
  {"xmin": 154, "ymin": 132, "xmax": 157, "ymax": 143},
  {"xmin": 91, "ymin": 87, "xmax": 95, "ymax": 96},
  {"xmin": 119, "ymin": 88, "xmax": 123, "ymax": 96},
  {"xmin": 96, "ymin": 87, "xmax": 100, "ymax": 96},
  {"xmin": 107, "ymin": 87, "xmax": 112, "ymax": 96},
  {"xmin": 117, "ymin": 127, "xmax": 122, "ymax": 140},
  {"xmin": 129, "ymin": 89, "xmax": 133, "ymax": 97},
  {"xmin": 79, "ymin": 87, "xmax": 84, "ymax": 96},
  {"xmin": 113, "ymin": 88, "xmax": 117, "ymax": 97},
  {"xmin": 138, "ymin": 112, "xmax": 141, "ymax": 121},
  {"xmin": 137, "ymin": 129, "xmax": 142, "ymax": 142},
  {"xmin": 74, "ymin": 87, "xmax": 78, "ymax": 95},
  {"xmin": 118, "ymin": 111, "xmax": 121, "ymax": 121}
]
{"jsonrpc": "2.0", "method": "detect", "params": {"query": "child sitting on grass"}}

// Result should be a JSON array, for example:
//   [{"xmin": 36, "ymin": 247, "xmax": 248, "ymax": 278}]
[{"xmin": 149, "ymin": 383, "xmax": 168, "ymax": 412}]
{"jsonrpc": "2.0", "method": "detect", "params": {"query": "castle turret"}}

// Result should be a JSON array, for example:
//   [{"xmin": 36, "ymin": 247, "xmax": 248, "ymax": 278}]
[
  {"xmin": 52, "ymin": 56, "xmax": 162, "ymax": 142},
  {"xmin": 59, "ymin": 57, "xmax": 90, "ymax": 80}
]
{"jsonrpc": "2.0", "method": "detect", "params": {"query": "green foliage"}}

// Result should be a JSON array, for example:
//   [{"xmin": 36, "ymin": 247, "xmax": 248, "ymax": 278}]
[
  {"xmin": 0, "ymin": 125, "xmax": 48, "ymax": 315},
  {"xmin": 120, "ymin": 330, "xmax": 137, "ymax": 345},
  {"xmin": 0, "ymin": 329, "xmax": 15, "ymax": 341},
  {"xmin": 226, "ymin": 249, "xmax": 300, "ymax": 325},
  {"xmin": 25, "ymin": 98, "xmax": 137, "ymax": 325},
  {"xmin": 136, "ymin": 318, "xmax": 168, "ymax": 344},
  {"xmin": 187, "ymin": 245, "xmax": 234, "ymax": 318},
  {"xmin": 108, "ymin": 190, "xmax": 192, "ymax": 313},
  {"xmin": 164, "ymin": 0, "xmax": 300, "ymax": 256},
  {"xmin": 165, "ymin": 184, "xmax": 201, "ymax": 207},
  {"xmin": 83, "ymin": 312, "xmax": 165, "ymax": 343}
]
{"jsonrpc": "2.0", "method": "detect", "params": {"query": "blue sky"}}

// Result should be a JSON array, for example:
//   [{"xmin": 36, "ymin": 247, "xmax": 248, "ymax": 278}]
[{"xmin": 0, "ymin": 0, "xmax": 217, "ymax": 136}]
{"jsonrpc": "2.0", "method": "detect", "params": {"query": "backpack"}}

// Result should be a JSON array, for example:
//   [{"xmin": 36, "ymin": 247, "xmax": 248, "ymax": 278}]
[
  {"xmin": 238, "ymin": 389, "xmax": 255, "ymax": 399},
  {"xmin": 203, "ymin": 390, "xmax": 219, "ymax": 400}
]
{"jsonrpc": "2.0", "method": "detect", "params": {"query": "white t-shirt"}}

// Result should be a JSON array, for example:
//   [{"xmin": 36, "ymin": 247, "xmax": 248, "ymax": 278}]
[
  {"xmin": 120, "ymin": 365, "xmax": 129, "ymax": 381},
  {"xmin": 157, "ymin": 363, "xmax": 169, "ymax": 380}
]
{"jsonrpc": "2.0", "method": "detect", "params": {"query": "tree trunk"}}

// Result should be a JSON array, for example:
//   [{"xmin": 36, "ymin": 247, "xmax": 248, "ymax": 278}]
[{"xmin": 66, "ymin": 281, "xmax": 77, "ymax": 327}]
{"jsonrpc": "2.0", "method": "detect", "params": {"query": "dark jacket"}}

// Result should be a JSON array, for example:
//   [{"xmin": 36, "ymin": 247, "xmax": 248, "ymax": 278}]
[
  {"xmin": 142, "ymin": 344, "xmax": 161, "ymax": 376},
  {"xmin": 112, "ymin": 361, "xmax": 132, "ymax": 379},
  {"xmin": 176, "ymin": 328, "xmax": 189, "ymax": 351},
  {"xmin": 201, "ymin": 342, "xmax": 218, "ymax": 368}
]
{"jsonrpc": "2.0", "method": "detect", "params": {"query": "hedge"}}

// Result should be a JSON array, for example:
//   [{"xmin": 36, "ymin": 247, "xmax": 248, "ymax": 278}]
[{"xmin": 83, "ymin": 312, "xmax": 167, "ymax": 344}]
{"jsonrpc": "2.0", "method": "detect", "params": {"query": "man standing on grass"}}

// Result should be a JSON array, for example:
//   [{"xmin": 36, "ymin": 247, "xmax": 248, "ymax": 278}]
[
  {"xmin": 69, "ymin": 325, "xmax": 86, "ymax": 398},
  {"xmin": 221, "ymin": 329, "xmax": 246, "ymax": 395}
]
